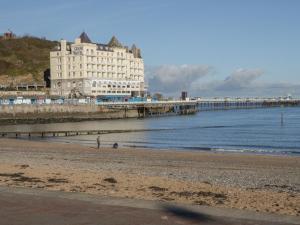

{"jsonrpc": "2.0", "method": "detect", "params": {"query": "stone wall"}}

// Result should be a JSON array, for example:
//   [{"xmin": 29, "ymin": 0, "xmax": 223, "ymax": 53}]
[{"xmin": 0, "ymin": 104, "xmax": 139, "ymax": 124}]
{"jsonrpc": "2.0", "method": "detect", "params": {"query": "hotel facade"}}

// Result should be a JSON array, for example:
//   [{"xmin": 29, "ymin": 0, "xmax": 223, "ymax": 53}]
[{"xmin": 50, "ymin": 32, "xmax": 145, "ymax": 98}]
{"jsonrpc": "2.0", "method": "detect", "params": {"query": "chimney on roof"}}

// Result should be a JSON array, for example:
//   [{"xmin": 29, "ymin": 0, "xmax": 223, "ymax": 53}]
[
  {"xmin": 60, "ymin": 39, "xmax": 67, "ymax": 51},
  {"xmin": 131, "ymin": 44, "xmax": 142, "ymax": 58}
]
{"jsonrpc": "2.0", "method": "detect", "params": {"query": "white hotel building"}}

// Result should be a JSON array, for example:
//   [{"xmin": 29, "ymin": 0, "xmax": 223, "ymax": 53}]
[{"xmin": 50, "ymin": 32, "xmax": 145, "ymax": 98}]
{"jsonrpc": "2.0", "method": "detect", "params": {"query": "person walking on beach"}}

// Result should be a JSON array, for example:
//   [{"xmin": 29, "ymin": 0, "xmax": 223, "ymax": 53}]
[{"xmin": 96, "ymin": 135, "xmax": 100, "ymax": 149}]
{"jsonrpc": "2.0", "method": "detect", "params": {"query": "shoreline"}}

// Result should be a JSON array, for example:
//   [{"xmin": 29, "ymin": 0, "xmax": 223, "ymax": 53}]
[
  {"xmin": 8, "ymin": 135, "xmax": 300, "ymax": 157},
  {"xmin": 0, "ymin": 138, "xmax": 299, "ymax": 216}
]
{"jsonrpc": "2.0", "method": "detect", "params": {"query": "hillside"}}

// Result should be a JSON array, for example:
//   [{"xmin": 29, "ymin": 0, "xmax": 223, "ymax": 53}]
[{"xmin": 0, "ymin": 36, "xmax": 57, "ymax": 86}]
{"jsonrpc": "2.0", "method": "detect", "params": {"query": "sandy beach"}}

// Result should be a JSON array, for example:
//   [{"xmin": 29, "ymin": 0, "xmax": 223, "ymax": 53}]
[{"xmin": 0, "ymin": 138, "xmax": 299, "ymax": 217}]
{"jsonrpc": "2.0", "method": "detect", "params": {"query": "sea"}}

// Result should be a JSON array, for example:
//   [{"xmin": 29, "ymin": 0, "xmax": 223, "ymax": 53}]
[{"xmin": 1, "ymin": 107, "xmax": 300, "ymax": 155}]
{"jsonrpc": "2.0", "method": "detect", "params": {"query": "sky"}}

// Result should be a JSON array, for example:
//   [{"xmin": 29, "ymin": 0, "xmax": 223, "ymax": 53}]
[{"xmin": 1, "ymin": 0, "xmax": 300, "ymax": 97}]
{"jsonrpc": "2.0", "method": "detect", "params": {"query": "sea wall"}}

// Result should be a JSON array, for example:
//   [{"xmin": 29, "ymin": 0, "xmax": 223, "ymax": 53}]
[{"xmin": 0, "ymin": 104, "xmax": 139, "ymax": 124}]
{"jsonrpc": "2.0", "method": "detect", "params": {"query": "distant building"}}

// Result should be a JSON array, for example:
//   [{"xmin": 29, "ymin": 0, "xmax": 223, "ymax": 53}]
[
  {"xmin": 1, "ymin": 30, "xmax": 16, "ymax": 40},
  {"xmin": 50, "ymin": 32, "xmax": 146, "ymax": 98},
  {"xmin": 181, "ymin": 91, "xmax": 188, "ymax": 101}
]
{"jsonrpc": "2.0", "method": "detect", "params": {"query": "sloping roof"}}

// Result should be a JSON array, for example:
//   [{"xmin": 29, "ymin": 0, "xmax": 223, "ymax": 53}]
[
  {"xmin": 79, "ymin": 32, "xmax": 92, "ymax": 43},
  {"xmin": 107, "ymin": 36, "xmax": 123, "ymax": 48},
  {"xmin": 131, "ymin": 44, "xmax": 137, "ymax": 49}
]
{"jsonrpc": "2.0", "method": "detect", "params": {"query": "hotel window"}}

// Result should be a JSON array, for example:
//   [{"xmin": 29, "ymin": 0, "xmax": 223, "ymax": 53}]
[
  {"xmin": 92, "ymin": 81, "xmax": 96, "ymax": 87},
  {"xmin": 73, "ymin": 72, "xmax": 75, "ymax": 76},
  {"xmin": 73, "ymin": 57, "xmax": 75, "ymax": 62}
]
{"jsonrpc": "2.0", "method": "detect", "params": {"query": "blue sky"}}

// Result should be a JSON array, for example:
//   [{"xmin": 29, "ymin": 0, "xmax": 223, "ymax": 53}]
[{"xmin": 1, "ymin": 0, "xmax": 300, "ymax": 96}]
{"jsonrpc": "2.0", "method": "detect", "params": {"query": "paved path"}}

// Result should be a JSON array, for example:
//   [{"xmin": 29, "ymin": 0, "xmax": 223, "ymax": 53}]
[{"xmin": 0, "ymin": 187, "xmax": 299, "ymax": 225}]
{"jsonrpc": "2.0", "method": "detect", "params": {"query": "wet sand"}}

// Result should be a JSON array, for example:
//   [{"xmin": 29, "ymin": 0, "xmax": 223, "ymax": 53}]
[{"xmin": 0, "ymin": 138, "xmax": 299, "ymax": 216}]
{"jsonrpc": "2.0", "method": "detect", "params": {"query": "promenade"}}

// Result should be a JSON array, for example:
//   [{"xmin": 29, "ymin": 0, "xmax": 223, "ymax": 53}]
[{"xmin": 0, "ymin": 186, "xmax": 299, "ymax": 225}]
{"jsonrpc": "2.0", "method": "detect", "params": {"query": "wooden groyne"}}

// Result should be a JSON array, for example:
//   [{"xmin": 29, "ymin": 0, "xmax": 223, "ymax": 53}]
[{"xmin": 0, "ymin": 128, "xmax": 172, "ymax": 138}]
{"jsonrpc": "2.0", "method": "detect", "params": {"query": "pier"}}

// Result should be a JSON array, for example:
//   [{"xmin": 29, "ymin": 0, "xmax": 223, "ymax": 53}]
[
  {"xmin": 97, "ymin": 101, "xmax": 199, "ymax": 117},
  {"xmin": 196, "ymin": 98, "xmax": 300, "ymax": 111}
]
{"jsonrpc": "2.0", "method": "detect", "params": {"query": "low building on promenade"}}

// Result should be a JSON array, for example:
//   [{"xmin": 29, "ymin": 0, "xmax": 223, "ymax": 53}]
[{"xmin": 50, "ymin": 32, "xmax": 145, "ymax": 99}]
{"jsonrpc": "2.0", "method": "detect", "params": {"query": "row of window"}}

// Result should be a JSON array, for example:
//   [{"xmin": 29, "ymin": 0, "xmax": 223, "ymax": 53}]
[
  {"xmin": 87, "ymin": 64, "xmax": 126, "ymax": 71},
  {"xmin": 86, "ymin": 66, "xmax": 143, "ymax": 73},
  {"xmin": 57, "ymin": 71, "xmax": 143, "ymax": 80},
  {"xmin": 56, "ymin": 62, "xmax": 142, "ymax": 71},
  {"xmin": 56, "ymin": 49, "xmax": 138, "ymax": 60},
  {"xmin": 91, "ymin": 90, "xmax": 131, "ymax": 94},
  {"xmin": 91, "ymin": 83, "xmax": 139, "ymax": 89},
  {"xmin": 54, "ymin": 82, "xmax": 139, "ymax": 90},
  {"xmin": 56, "ymin": 54, "xmax": 141, "ymax": 64},
  {"xmin": 86, "ymin": 57, "xmax": 142, "ymax": 66},
  {"xmin": 85, "ymin": 49, "xmax": 134, "ymax": 59},
  {"xmin": 86, "ymin": 73, "xmax": 143, "ymax": 80}
]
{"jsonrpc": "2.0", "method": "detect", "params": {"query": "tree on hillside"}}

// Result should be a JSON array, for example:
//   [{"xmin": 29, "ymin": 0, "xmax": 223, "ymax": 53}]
[{"xmin": 152, "ymin": 93, "xmax": 163, "ymax": 101}]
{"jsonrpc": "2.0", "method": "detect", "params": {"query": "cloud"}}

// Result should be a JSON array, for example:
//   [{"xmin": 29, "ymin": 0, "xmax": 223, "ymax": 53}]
[
  {"xmin": 146, "ymin": 64, "xmax": 213, "ymax": 95},
  {"xmin": 195, "ymin": 68, "xmax": 264, "ymax": 92},
  {"xmin": 195, "ymin": 68, "xmax": 300, "ymax": 97},
  {"xmin": 146, "ymin": 66, "xmax": 300, "ymax": 97}
]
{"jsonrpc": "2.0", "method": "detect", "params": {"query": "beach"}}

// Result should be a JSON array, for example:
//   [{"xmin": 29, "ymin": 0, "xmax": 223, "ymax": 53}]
[{"xmin": 0, "ymin": 138, "xmax": 299, "ymax": 217}]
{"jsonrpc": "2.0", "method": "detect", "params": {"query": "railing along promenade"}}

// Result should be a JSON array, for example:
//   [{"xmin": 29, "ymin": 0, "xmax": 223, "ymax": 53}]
[{"xmin": 196, "ymin": 98, "xmax": 300, "ymax": 110}]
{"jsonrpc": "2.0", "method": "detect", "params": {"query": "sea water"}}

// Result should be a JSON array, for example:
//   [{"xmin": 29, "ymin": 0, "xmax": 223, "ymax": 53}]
[{"xmin": 1, "ymin": 107, "xmax": 300, "ymax": 155}]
